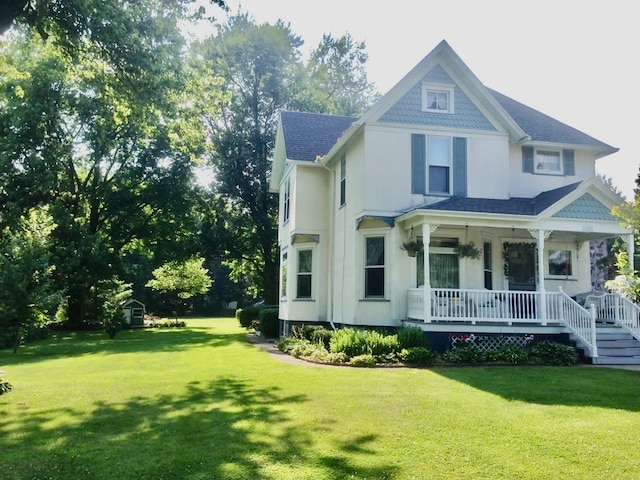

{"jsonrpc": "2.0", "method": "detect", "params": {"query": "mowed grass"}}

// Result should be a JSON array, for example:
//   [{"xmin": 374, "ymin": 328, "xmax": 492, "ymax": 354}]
[{"xmin": 2, "ymin": 318, "xmax": 640, "ymax": 480}]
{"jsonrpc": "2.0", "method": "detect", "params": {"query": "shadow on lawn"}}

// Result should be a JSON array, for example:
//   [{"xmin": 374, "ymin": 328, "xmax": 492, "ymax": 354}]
[
  {"xmin": 0, "ymin": 327, "xmax": 243, "ymax": 365},
  {"xmin": 1, "ymin": 377, "xmax": 398, "ymax": 480},
  {"xmin": 433, "ymin": 366, "xmax": 640, "ymax": 412}
]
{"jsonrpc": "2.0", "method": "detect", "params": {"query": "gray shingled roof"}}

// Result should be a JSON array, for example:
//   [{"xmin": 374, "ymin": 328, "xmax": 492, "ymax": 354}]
[
  {"xmin": 280, "ymin": 89, "xmax": 616, "ymax": 162},
  {"xmin": 489, "ymin": 89, "xmax": 615, "ymax": 150},
  {"xmin": 412, "ymin": 182, "xmax": 583, "ymax": 216},
  {"xmin": 280, "ymin": 111, "xmax": 356, "ymax": 162}
]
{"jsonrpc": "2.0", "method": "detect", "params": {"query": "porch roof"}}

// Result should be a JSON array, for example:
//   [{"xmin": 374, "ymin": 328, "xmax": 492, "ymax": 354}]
[{"xmin": 403, "ymin": 182, "xmax": 582, "ymax": 216}]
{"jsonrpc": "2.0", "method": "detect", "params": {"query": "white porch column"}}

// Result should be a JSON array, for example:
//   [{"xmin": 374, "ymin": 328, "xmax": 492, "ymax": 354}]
[
  {"xmin": 529, "ymin": 229, "xmax": 552, "ymax": 325},
  {"xmin": 422, "ymin": 223, "xmax": 437, "ymax": 323},
  {"xmin": 626, "ymin": 233, "xmax": 635, "ymax": 272}
]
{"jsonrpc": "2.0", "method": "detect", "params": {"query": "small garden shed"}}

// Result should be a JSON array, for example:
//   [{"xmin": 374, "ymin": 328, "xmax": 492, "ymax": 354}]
[{"xmin": 122, "ymin": 299, "xmax": 145, "ymax": 327}]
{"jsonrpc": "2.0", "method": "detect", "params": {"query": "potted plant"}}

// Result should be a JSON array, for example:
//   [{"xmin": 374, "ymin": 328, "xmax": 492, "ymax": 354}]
[
  {"xmin": 401, "ymin": 240, "xmax": 423, "ymax": 257},
  {"xmin": 454, "ymin": 241, "xmax": 481, "ymax": 259}
]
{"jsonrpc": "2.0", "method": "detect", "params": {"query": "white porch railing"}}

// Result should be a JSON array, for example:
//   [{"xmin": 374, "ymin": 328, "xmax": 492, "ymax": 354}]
[
  {"xmin": 584, "ymin": 292, "xmax": 640, "ymax": 342},
  {"xmin": 407, "ymin": 287, "xmax": 557, "ymax": 325},
  {"xmin": 407, "ymin": 286, "xmax": 600, "ymax": 357}
]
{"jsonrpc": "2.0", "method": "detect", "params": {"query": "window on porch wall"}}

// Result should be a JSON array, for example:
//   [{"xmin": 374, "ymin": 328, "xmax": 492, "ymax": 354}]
[{"xmin": 416, "ymin": 246, "xmax": 460, "ymax": 288}]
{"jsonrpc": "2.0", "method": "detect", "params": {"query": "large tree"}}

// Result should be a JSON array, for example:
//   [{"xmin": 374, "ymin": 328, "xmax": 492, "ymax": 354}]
[
  {"xmin": 195, "ymin": 13, "xmax": 379, "ymax": 304},
  {"xmin": 0, "ymin": 3, "xmax": 217, "ymax": 325}
]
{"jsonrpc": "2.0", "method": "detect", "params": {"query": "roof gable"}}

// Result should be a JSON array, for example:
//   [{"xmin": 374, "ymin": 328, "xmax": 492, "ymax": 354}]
[
  {"xmin": 379, "ymin": 64, "xmax": 497, "ymax": 131},
  {"xmin": 552, "ymin": 193, "xmax": 618, "ymax": 221}
]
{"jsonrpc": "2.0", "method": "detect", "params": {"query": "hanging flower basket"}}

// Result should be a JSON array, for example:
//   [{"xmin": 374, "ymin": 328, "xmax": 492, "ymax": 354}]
[
  {"xmin": 454, "ymin": 241, "xmax": 481, "ymax": 259},
  {"xmin": 401, "ymin": 240, "xmax": 423, "ymax": 257}
]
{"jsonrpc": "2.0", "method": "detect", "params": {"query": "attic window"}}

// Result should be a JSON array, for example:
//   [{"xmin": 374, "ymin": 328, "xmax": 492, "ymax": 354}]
[{"xmin": 422, "ymin": 83, "xmax": 455, "ymax": 114}]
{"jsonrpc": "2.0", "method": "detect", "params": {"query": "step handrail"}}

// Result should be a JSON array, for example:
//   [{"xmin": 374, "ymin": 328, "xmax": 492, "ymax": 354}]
[
  {"xmin": 558, "ymin": 287, "xmax": 598, "ymax": 358},
  {"xmin": 614, "ymin": 295, "xmax": 640, "ymax": 342}
]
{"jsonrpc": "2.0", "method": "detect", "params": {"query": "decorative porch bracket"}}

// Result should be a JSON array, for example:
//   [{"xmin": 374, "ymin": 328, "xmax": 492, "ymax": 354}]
[
  {"xmin": 422, "ymin": 223, "xmax": 438, "ymax": 323},
  {"xmin": 528, "ymin": 229, "xmax": 552, "ymax": 326}
]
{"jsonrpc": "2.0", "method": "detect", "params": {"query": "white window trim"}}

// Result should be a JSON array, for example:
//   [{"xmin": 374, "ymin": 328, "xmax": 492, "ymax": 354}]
[
  {"xmin": 295, "ymin": 247, "xmax": 314, "ymax": 300},
  {"xmin": 280, "ymin": 248, "xmax": 288, "ymax": 301},
  {"xmin": 546, "ymin": 248, "xmax": 577, "ymax": 279},
  {"xmin": 422, "ymin": 82, "xmax": 455, "ymax": 114},
  {"xmin": 363, "ymin": 232, "xmax": 387, "ymax": 300},
  {"xmin": 534, "ymin": 148, "xmax": 564, "ymax": 176},
  {"xmin": 283, "ymin": 177, "xmax": 291, "ymax": 224},
  {"xmin": 427, "ymin": 135, "xmax": 452, "ymax": 195}
]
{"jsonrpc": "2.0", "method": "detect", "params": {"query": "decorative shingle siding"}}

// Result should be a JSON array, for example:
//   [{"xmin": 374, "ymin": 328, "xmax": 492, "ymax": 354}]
[
  {"xmin": 552, "ymin": 193, "xmax": 617, "ymax": 221},
  {"xmin": 379, "ymin": 65, "xmax": 497, "ymax": 131}
]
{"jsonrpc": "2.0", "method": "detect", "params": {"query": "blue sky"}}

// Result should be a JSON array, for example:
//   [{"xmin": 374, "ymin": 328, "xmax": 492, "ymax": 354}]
[{"xmin": 218, "ymin": 0, "xmax": 639, "ymax": 201}]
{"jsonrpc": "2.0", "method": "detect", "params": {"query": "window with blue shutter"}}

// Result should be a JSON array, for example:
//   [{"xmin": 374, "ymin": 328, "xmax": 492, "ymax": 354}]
[
  {"xmin": 563, "ymin": 149, "xmax": 575, "ymax": 176},
  {"xmin": 453, "ymin": 137, "xmax": 467, "ymax": 197},
  {"xmin": 411, "ymin": 134, "xmax": 426, "ymax": 194},
  {"xmin": 522, "ymin": 146, "xmax": 534, "ymax": 173}
]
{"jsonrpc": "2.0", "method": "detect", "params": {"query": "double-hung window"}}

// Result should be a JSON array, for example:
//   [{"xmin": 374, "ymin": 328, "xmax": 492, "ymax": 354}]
[
  {"xmin": 428, "ymin": 135, "xmax": 451, "ymax": 194},
  {"xmin": 296, "ymin": 249, "xmax": 312, "ymax": 299},
  {"xmin": 365, "ymin": 237, "xmax": 385, "ymax": 298},
  {"xmin": 422, "ymin": 83, "xmax": 455, "ymax": 114},
  {"xmin": 535, "ymin": 150, "xmax": 562, "ymax": 174}
]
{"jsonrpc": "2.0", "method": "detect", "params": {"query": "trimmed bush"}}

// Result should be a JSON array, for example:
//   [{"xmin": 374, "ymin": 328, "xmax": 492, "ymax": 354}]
[
  {"xmin": 350, "ymin": 354, "xmax": 376, "ymax": 367},
  {"xmin": 0, "ymin": 371, "xmax": 12, "ymax": 395},
  {"xmin": 259, "ymin": 308, "xmax": 280, "ymax": 339},
  {"xmin": 236, "ymin": 306, "xmax": 261, "ymax": 328},
  {"xmin": 329, "ymin": 328, "xmax": 399, "ymax": 358},
  {"xmin": 399, "ymin": 347, "xmax": 437, "ymax": 365},
  {"xmin": 529, "ymin": 340, "xmax": 579, "ymax": 366}
]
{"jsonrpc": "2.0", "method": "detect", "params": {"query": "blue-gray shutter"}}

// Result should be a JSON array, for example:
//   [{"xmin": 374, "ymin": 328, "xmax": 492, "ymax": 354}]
[
  {"xmin": 563, "ymin": 149, "xmax": 575, "ymax": 176},
  {"xmin": 411, "ymin": 134, "xmax": 426, "ymax": 194},
  {"xmin": 522, "ymin": 146, "xmax": 534, "ymax": 173},
  {"xmin": 453, "ymin": 137, "xmax": 467, "ymax": 197}
]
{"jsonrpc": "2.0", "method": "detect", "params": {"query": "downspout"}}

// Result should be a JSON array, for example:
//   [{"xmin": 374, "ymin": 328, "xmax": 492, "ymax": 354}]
[{"xmin": 321, "ymin": 161, "xmax": 337, "ymax": 330}]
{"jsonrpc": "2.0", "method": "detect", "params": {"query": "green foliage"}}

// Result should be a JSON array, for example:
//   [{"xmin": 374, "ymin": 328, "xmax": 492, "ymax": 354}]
[
  {"xmin": 487, "ymin": 344, "xmax": 530, "ymax": 365},
  {"xmin": 529, "ymin": 341, "xmax": 580, "ymax": 366},
  {"xmin": 349, "ymin": 354, "xmax": 377, "ymax": 368},
  {"xmin": 397, "ymin": 326, "xmax": 429, "ymax": 349},
  {"xmin": 146, "ymin": 257, "xmax": 212, "ymax": 318},
  {"xmin": 291, "ymin": 324, "xmax": 334, "ymax": 349},
  {"xmin": 0, "ymin": 371, "xmax": 12, "ymax": 395},
  {"xmin": 237, "ymin": 305, "xmax": 264, "ymax": 328},
  {"xmin": 604, "ymin": 251, "xmax": 640, "ymax": 302},
  {"xmin": 398, "ymin": 347, "xmax": 438, "ymax": 365},
  {"xmin": 258, "ymin": 307, "xmax": 280, "ymax": 339},
  {"xmin": 152, "ymin": 319, "xmax": 187, "ymax": 328},
  {"xmin": 329, "ymin": 328, "xmax": 399, "ymax": 358},
  {"xmin": 96, "ymin": 278, "xmax": 132, "ymax": 339},
  {"xmin": 0, "ymin": 207, "xmax": 60, "ymax": 353}
]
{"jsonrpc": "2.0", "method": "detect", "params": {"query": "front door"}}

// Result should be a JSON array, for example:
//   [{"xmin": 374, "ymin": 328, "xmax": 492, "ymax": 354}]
[{"xmin": 505, "ymin": 243, "xmax": 536, "ymax": 291}]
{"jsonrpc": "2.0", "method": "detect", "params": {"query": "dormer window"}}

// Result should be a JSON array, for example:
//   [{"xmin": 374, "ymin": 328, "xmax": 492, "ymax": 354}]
[{"xmin": 422, "ymin": 82, "xmax": 455, "ymax": 114}]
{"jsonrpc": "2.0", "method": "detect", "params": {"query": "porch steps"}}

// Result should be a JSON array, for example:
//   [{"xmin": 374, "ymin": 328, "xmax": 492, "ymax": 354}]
[{"xmin": 582, "ymin": 324, "xmax": 640, "ymax": 365}]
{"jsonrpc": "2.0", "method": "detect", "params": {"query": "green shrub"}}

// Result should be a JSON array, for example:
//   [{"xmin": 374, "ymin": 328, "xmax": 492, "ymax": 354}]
[
  {"xmin": 154, "ymin": 319, "xmax": 187, "ymax": 328},
  {"xmin": 493, "ymin": 344, "xmax": 529, "ymax": 365},
  {"xmin": 236, "ymin": 306, "xmax": 261, "ymax": 328},
  {"xmin": 310, "ymin": 327, "xmax": 334, "ymax": 349},
  {"xmin": 529, "ymin": 340, "xmax": 579, "ymax": 366},
  {"xmin": 329, "ymin": 328, "xmax": 399, "ymax": 358},
  {"xmin": 399, "ymin": 347, "xmax": 437, "ymax": 365},
  {"xmin": 441, "ymin": 350, "xmax": 462, "ymax": 363},
  {"xmin": 350, "ymin": 354, "xmax": 376, "ymax": 367},
  {"xmin": 397, "ymin": 326, "xmax": 429, "ymax": 349},
  {"xmin": 259, "ymin": 308, "xmax": 280, "ymax": 339}
]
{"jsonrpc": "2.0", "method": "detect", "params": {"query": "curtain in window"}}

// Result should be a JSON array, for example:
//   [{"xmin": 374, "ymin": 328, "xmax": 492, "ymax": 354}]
[{"xmin": 429, "ymin": 253, "xmax": 459, "ymax": 288}]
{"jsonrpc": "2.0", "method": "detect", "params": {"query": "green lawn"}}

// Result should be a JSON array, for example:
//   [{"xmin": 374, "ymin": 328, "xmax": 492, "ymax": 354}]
[{"xmin": 2, "ymin": 318, "xmax": 639, "ymax": 480}]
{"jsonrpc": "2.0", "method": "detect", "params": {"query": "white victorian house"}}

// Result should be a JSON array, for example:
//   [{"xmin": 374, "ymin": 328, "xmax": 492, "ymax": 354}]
[{"xmin": 269, "ymin": 40, "xmax": 640, "ymax": 364}]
